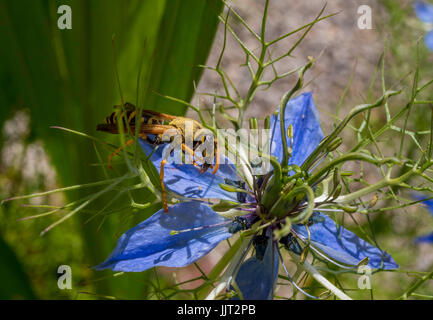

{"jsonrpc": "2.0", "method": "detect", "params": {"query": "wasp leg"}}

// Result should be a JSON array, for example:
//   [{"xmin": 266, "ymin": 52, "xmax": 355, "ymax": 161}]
[
  {"xmin": 107, "ymin": 133, "xmax": 148, "ymax": 169},
  {"xmin": 160, "ymin": 159, "xmax": 168, "ymax": 212},
  {"xmin": 159, "ymin": 144, "xmax": 198, "ymax": 213},
  {"xmin": 108, "ymin": 139, "xmax": 134, "ymax": 169},
  {"xmin": 181, "ymin": 143, "xmax": 199, "ymax": 167},
  {"xmin": 212, "ymin": 142, "xmax": 219, "ymax": 174}
]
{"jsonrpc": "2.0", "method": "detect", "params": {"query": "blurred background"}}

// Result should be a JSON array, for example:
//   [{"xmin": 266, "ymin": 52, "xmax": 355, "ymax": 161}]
[{"xmin": 0, "ymin": 0, "xmax": 432, "ymax": 299}]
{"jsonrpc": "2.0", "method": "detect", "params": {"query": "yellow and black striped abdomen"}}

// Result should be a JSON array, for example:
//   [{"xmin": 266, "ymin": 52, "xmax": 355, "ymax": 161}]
[
  {"xmin": 104, "ymin": 103, "xmax": 137, "ymax": 125},
  {"xmin": 98, "ymin": 103, "xmax": 167, "ymax": 134}
]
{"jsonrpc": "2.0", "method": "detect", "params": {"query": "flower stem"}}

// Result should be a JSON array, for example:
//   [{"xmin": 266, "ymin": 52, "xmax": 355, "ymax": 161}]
[
  {"xmin": 293, "ymin": 254, "xmax": 352, "ymax": 300},
  {"xmin": 302, "ymin": 90, "xmax": 401, "ymax": 171},
  {"xmin": 279, "ymin": 58, "xmax": 314, "ymax": 170},
  {"xmin": 397, "ymin": 268, "xmax": 433, "ymax": 300},
  {"xmin": 335, "ymin": 160, "xmax": 433, "ymax": 204}
]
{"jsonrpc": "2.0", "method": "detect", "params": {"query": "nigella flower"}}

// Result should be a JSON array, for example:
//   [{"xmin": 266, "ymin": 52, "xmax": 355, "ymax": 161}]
[
  {"xmin": 414, "ymin": 1, "xmax": 433, "ymax": 51},
  {"xmin": 413, "ymin": 194, "xmax": 433, "ymax": 243},
  {"xmin": 96, "ymin": 92, "xmax": 398, "ymax": 300}
]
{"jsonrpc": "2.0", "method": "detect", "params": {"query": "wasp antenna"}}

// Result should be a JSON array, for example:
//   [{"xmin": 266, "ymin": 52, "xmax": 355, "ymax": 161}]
[{"xmin": 112, "ymin": 34, "xmax": 124, "ymax": 106}]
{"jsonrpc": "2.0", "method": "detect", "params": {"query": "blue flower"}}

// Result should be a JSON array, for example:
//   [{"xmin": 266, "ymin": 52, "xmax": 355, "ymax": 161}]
[
  {"xmin": 231, "ymin": 230, "xmax": 279, "ymax": 300},
  {"xmin": 413, "ymin": 194, "xmax": 433, "ymax": 243},
  {"xmin": 95, "ymin": 201, "xmax": 233, "ymax": 271},
  {"xmin": 139, "ymin": 140, "xmax": 240, "ymax": 201},
  {"xmin": 292, "ymin": 212, "xmax": 397, "ymax": 269},
  {"xmin": 414, "ymin": 1, "xmax": 433, "ymax": 51},
  {"xmin": 269, "ymin": 92, "xmax": 323, "ymax": 167},
  {"xmin": 96, "ymin": 92, "xmax": 398, "ymax": 300}
]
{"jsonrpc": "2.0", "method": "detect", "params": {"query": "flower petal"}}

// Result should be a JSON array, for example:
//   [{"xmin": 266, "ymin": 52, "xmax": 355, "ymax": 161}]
[
  {"xmin": 140, "ymin": 140, "xmax": 240, "ymax": 201},
  {"xmin": 413, "ymin": 193, "xmax": 433, "ymax": 216},
  {"xmin": 412, "ymin": 194, "xmax": 433, "ymax": 243},
  {"xmin": 425, "ymin": 29, "xmax": 433, "ymax": 51},
  {"xmin": 233, "ymin": 237, "xmax": 279, "ymax": 300},
  {"xmin": 415, "ymin": 232, "xmax": 433, "ymax": 243},
  {"xmin": 292, "ymin": 212, "xmax": 398, "ymax": 269},
  {"xmin": 95, "ymin": 201, "xmax": 232, "ymax": 272},
  {"xmin": 414, "ymin": 1, "xmax": 433, "ymax": 23},
  {"xmin": 270, "ymin": 92, "xmax": 323, "ymax": 167}
]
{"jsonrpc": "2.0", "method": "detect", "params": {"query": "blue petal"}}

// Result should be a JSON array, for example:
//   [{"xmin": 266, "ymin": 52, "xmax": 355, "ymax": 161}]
[
  {"xmin": 95, "ymin": 201, "xmax": 232, "ymax": 272},
  {"xmin": 411, "ymin": 194, "xmax": 433, "ymax": 244},
  {"xmin": 233, "ymin": 236, "xmax": 279, "ymax": 300},
  {"xmin": 412, "ymin": 193, "xmax": 433, "ymax": 216},
  {"xmin": 415, "ymin": 232, "xmax": 433, "ymax": 243},
  {"xmin": 140, "ymin": 140, "xmax": 240, "ymax": 201},
  {"xmin": 270, "ymin": 92, "xmax": 324, "ymax": 167},
  {"xmin": 292, "ymin": 212, "xmax": 399, "ymax": 269},
  {"xmin": 425, "ymin": 30, "xmax": 433, "ymax": 51},
  {"xmin": 414, "ymin": 1, "xmax": 433, "ymax": 23}
]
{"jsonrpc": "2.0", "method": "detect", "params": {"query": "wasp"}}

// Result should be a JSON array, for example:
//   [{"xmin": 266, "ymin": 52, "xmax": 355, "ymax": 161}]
[{"xmin": 97, "ymin": 102, "xmax": 219, "ymax": 212}]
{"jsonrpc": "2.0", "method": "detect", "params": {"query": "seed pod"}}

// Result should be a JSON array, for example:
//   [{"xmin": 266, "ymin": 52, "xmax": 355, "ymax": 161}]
[
  {"xmin": 293, "ymin": 179, "xmax": 305, "ymax": 202},
  {"xmin": 295, "ymin": 178, "xmax": 304, "ymax": 187},
  {"xmin": 261, "ymin": 176, "xmax": 283, "ymax": 211},
  {"xmin": 268, "ymin": 191, "xmax": 295, "ymax": 218},
  {"xmin": 260, "ymin": 157, "xmax": 283, "ymax": 211},
  {"xmin": 295, "ymin": 192, "xmax": 305, "ymax": 203}
]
